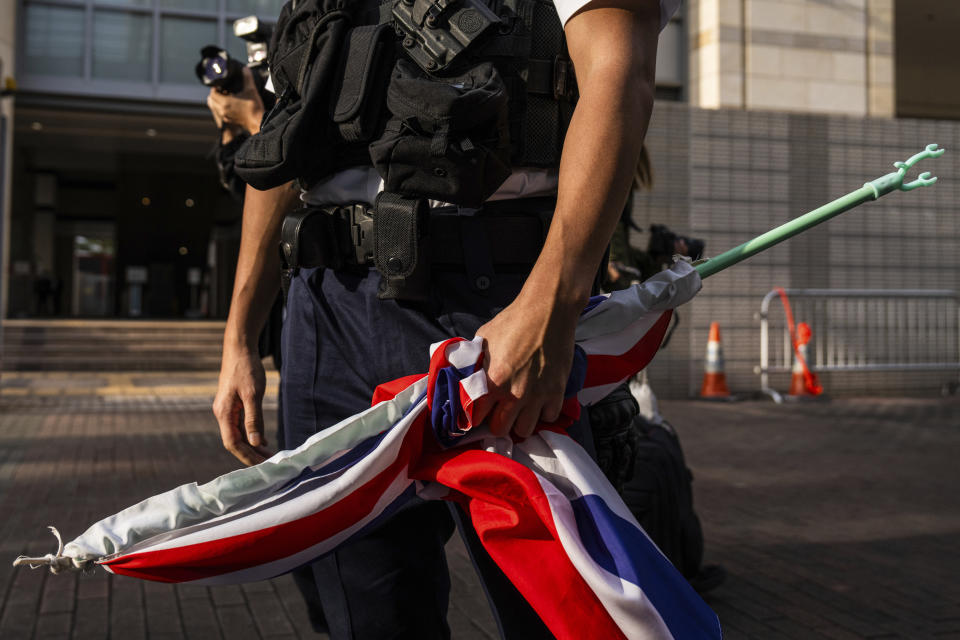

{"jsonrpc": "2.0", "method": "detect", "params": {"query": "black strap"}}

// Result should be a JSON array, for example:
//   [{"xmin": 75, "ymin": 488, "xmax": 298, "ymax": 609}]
[{"xmin": 525, "ymin": 56, "xmax": 573, "ymax": 98}]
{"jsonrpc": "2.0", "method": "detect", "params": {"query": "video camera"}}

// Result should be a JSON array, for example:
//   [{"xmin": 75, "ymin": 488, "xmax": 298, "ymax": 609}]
[
  {"xmin": 195, "ymin": 16, "xmax": 273, "ymax": 96},
  {"xmin": 647, "ymin": 224, "xmax": 705, "ymax": 262}
]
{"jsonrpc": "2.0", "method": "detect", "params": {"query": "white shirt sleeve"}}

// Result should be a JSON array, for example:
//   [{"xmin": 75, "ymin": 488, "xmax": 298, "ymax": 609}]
[{"xmin": 553, "ymin": 0, "xmax": 680, "ymax": 31}]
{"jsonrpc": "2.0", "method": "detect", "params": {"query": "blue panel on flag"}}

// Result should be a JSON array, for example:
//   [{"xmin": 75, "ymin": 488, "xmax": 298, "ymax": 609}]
[{"xmin": 570, "ymin": 494, "xmax": 721, "ymax": 640}]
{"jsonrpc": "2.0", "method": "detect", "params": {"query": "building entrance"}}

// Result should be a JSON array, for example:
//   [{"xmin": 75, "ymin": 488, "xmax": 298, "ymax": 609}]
[{"xmin": 8, "ymin": 105, "xmax": 242, "ymax": 320}]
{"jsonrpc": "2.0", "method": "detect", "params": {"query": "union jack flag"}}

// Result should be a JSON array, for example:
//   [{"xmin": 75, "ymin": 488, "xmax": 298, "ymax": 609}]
[{"xmin": 30, "ymin": 261, "xmax": 719, "ymax": 639}]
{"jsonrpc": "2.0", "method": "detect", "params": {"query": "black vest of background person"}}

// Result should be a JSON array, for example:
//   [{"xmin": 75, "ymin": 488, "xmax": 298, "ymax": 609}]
[{"xmin": 237, "ymin": 0, "xmax": 577, "ymax": 300}]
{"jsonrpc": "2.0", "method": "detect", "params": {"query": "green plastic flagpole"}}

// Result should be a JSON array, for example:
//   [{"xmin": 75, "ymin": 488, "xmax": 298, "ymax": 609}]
[{"xmin": 694, "ymin": 143, "xmax": 945, "ymax": 279}]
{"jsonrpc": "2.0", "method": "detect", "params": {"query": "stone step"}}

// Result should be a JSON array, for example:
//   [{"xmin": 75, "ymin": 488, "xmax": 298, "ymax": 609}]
[
  {"xmin": 1, "ymin": 320, "xmax": 228, "ymax": 371},
  {"xmin": 1, "ymin": 357, "xmax": 225, "ymax": 372},
  {"xmin": 4, "ymin": 341, "xmax": 223, "ymax": 351},
  {"xmin": 4, "ymin": 333, "xmax": 224, "ymax": 343}
]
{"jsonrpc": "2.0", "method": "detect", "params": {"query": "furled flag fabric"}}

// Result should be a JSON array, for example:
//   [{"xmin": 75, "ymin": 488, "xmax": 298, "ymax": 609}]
[{"xmin": 18, "ymin": 261, "xmax": 718, "ymax": 640}]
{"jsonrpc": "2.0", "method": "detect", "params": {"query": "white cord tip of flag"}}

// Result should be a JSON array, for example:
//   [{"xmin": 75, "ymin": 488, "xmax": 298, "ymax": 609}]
[{"xmin": 12, "ymin": 527, "xmax": 76, "ymax": 574}]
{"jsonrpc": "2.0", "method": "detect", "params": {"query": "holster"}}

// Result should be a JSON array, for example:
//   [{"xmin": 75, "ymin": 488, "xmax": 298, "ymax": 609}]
[
  {"xmin": 278, "ymin": 203, "xmax": 375, "ymax": 299},
  {"xmin": 277, "ymin": 195, "xmax": 432, "ymax": 302}
]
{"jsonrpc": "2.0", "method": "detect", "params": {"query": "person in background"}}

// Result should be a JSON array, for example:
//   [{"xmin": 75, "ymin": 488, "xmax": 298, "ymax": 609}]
[
  {"xmin": 207, "ymin": 67, "xmax": 267, "ymax": 198},
  {"xmin": 597, "ymin": 146, "xmax": 727, "ymax": 595}
]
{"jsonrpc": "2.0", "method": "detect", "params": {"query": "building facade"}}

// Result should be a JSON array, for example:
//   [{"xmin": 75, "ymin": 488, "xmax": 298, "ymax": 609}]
[
  {"xmin": 0, "ymin": 1, "xmax": 684, "ymax": 321},
  {"xmin": 1, "ymin": 0, "xmax": 958, "ymax": 394},
  {"xmin": 635, "ymin": 0, "xmax": 960, "ymax": 397},
  {"xmin": 4, "ymin": 0, "xmax": 286, "ymax": 321}
]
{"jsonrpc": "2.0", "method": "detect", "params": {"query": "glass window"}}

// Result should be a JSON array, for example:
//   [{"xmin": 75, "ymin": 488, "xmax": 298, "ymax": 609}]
[
  {"xmin": 227, "ymin": 0, "xmax": 284, "ymax": 19},
  {"xmin": 92, "ymin": 11, "xmax": 153, "ymax": 82},
  {"xmin": 160, "ymin": 17, "xmax": 218, "ymax": 84},
  {"xmin": 23, "ymin": 4, "xmax": 85, "ymax": 77},
  {"xmin": 655, "ymin": 20, "xmax": 683, "ymax": 88},
  {"xmin": 94, "ymin": 0, "xmax": 153, "ymax": 7},
  {"xmin": 160, "ymin": 0, "xmax": 218, "ymax": 11}
]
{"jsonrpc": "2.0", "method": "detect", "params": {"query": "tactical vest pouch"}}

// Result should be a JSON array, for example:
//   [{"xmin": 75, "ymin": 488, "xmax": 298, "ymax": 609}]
[
  {"xmin": 235, "ymin": 0, "xmax": 354, "ymax": 190},
  {"xmin": 374, "ymin": 192, "xmax": 430, "ymax": 301},
  {"xmin": 369, "ymin": 59, "xmax": 511, "ymax": 208},
  {"xmin": 331, "ymin": 23, "xmax": 396, "ymax": 143}
]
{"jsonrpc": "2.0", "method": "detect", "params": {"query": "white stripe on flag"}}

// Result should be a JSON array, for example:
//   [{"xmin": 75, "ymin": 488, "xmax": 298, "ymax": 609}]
[
  {"xmin": 67, "ymin": 379, "xmax": 428, "ymax": 563},
  {"xmin": 117, "ymin": 395, "xmax": 428, "ymax": 556}
]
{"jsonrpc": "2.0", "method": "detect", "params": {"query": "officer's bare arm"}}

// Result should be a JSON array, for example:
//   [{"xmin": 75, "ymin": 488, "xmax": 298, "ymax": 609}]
[
  {"xmin": 214, "ymin": 182, "xmax": 300, "ymax": 465},
  {"xmin": 474, "ymin": 0, "xmax": 660, "ymax": 438}
]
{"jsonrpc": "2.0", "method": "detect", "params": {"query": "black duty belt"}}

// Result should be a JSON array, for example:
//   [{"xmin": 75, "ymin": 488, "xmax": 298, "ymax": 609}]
[{"xmin": 280, "ymin": 198, "xmax": 554, "ymax": 273}]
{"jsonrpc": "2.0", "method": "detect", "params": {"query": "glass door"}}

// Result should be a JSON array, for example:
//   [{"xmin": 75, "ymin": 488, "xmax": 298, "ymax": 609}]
[{"xmin": 72, "ymin": 232, "xmax": 115, "ymax": 317}]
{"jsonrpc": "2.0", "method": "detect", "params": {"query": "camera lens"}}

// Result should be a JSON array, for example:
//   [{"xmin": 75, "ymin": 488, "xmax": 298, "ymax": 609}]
[
  {"xmin": 203, "ymin": 54, "xmax": 229, "ymax": 84},
  {"xmin": 195, "ymin": 46, "xmax": 243, "ymax": 91}
]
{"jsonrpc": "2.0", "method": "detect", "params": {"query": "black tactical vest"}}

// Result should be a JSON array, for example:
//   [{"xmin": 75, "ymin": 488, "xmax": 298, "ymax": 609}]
[{"xmin": 235, "ymin": 0, "xmax": 578, "ymax": 205}]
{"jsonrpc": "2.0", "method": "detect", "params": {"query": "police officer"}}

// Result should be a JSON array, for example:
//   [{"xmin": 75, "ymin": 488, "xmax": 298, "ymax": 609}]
[{"xmin": 213, "ymin": 0, "xmax": 679, "ymax": 637}]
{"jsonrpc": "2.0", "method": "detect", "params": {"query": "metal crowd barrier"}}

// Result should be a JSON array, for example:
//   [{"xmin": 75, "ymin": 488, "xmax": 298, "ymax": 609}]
[{"xmin": 756, "ymin": 289, "xmax": 960, "ymax": 402}]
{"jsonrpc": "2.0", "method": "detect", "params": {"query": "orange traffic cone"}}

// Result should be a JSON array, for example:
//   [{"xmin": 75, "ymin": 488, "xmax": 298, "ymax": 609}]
[
  {"xmin": 789, "ymin": 322, "xmax": 823, "ymax": 397},
  {"xmin": 700, "ymin": 322, "xmax": 731, "ymax": 399}
]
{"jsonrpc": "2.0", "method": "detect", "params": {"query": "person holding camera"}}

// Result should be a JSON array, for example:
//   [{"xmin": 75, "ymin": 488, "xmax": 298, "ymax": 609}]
[
  {"xmin": 208, "ymin": 67, "xmax": 265, "ymax": 144},
  {"xmin": 206, "ymin": 67, "xmax": 266, "ymax": 200}
]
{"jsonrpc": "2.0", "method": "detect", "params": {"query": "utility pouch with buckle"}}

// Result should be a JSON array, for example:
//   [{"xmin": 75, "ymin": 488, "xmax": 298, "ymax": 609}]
[
  {"xmin": 369, "ymin": 59, "xmax": 511, "ymax": 207},
  {"xmin": 373, "ymin": 192, "xmax": 430, "ymax": 301}
]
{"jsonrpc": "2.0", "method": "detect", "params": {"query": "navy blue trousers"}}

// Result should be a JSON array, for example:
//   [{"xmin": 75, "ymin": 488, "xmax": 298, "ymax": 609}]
[{"xmin": 281, "ymin": 265, "xmax": 593, "ymax": 640}]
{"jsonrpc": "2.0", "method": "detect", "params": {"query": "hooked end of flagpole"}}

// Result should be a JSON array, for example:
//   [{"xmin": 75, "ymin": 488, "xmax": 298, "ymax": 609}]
[{"xmin": 866, "ymin": 143, "xmax": 945, "ymax": 197}]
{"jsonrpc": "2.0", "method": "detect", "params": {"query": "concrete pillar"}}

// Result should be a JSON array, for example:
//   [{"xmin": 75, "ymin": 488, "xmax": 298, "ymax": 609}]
[
  {"xmin": 867, "ymin": 0, "xmax": 895, "ymax": 117},
  {"xmin": 0, "ymin": 1, "xmax": 14, "ymax": 321},
  {"xmin": 688, "ymin": 0, "xmax": 893, "ymax": 117},
  {"xmin": 688, "ymin": 0, "xmax": 745, "ymax": 109}
]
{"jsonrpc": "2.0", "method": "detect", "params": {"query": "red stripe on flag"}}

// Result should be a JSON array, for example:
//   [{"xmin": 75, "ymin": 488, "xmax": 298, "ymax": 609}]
[
  {"xmin": 101, "ymin": 414, "xmax": 434, "ymax": 583},
  {"xmin": 413, "ymin": 449, "xmax": 626, "ymax": 640},
  {"xmin": 582, "ymin": 310, "xmax": 672, "ymax": 389},
  {"xmin": 458, "ymin": 383, "xmax": 475, "ymax": 432},
  {"xmin": 371, "ymin": 373, "xmax": 425, "ymax": 406}
]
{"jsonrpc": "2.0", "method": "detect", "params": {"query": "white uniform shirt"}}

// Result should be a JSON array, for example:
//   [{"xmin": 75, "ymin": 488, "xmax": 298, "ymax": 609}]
[{"xmin": 304, "ymin": 0, "xmax": 681, "ymax": 206}]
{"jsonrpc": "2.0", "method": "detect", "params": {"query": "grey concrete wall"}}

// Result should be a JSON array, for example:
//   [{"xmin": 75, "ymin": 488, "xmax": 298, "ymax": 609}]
[{"xmin": 633, "ymin": 102, "xmax": 960, "ymax": 398}]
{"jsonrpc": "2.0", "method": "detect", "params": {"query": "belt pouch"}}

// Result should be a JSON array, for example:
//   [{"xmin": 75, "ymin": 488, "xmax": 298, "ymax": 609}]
[
  {"xmin": 330, "ymin": 23, "xmax": 396, "ymax": 142},
  {"xmin": 374, "ymin": 192, "xmax": 430, "ymax": 301}
]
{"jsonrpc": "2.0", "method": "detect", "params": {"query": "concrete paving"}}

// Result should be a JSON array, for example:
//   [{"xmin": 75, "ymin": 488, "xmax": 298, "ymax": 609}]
[{"xmin": 0, "ymin": 378, "xmax": 957, "ymax": 639}]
